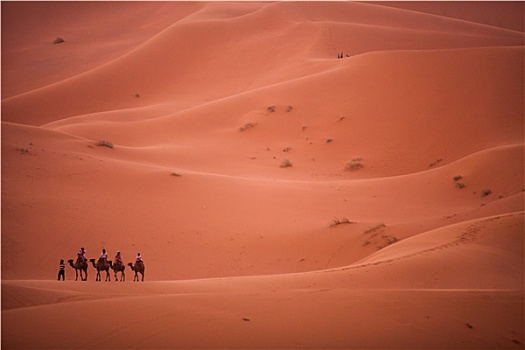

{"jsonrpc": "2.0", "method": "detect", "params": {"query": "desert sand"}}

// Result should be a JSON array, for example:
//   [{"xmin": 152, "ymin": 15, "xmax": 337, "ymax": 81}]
[{"xmin": 1, "ymin": 1, "xmax": 524, "ymax": 349}]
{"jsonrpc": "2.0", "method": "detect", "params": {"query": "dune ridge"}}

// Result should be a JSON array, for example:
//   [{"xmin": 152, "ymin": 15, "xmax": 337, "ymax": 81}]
[{"xmin": 2, "ymin": 2, "xmax": 523, "ymax": 349}]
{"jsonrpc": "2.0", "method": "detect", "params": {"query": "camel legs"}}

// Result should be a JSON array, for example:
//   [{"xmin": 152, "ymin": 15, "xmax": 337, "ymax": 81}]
[{"xmin": 77, "ymin": 268, "xmax": 87, "ymax": 281}]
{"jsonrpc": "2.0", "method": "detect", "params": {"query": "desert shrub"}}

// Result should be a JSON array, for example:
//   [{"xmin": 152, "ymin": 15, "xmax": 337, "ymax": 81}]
[
  {"xmin": 240, "ymin": 122, "xmax": 257, "ymax": 131},
  {"xmin": 429, "ymin": 158, "xmax": 443, "ymax": 167},
  {"xmin": 96, "ymin": 140, "xmax": 114, "ymax": 149},
  {"xmin": 286, "ymin": 105, "xmax": 293, "ymax": 112},
  {"xmin": 455, "ymin": 182, "xmax": 466, "ymax": 189},
  {"xmin": 330, "ymin": 217, "xmax": 354, "ymax": 227},
  {"xmin": 481, "ymin": 189, "xmax": 491, "ymax": 197},
  {"xmin": 280, "ymin": 159, "xmax": 293, "ymax": 168},
  {"xmin": 377, "ymin": 235, "xmax": 398, "ymax": 249},
  {"xmin": 345, "ymin": 158, "xmax": 363, "ymax": 171},
  {"xmin": 267, "ymin": 105, "xmax": 276, "ymax": 113},
  {"xmin": 53, "ymin": 37, "xmax": 65, "ymax": 44},
  {"xmin": 453, "ymin": 175, "xmax": 463, "ymax": 181},
  {"xmin": 364, "ymin": 223, "xmax": 386, "ymax": 235}
]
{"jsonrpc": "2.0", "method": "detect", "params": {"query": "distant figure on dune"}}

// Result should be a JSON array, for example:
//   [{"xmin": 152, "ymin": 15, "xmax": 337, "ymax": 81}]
[{"xmin": 57, "ymin": 259, "xmax": 65, "ymax": 281}]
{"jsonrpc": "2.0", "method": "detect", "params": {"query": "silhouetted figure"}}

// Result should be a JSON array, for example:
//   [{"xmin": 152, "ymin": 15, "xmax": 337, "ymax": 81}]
[{"xmin": 58, "ymin": 259, "xmax": 65, "ymax": 281}]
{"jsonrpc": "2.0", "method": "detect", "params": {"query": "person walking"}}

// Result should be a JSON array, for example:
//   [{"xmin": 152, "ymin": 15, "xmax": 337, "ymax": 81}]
[{"xmin": 58, "ymin": 259, "xmax": 66, "ymax": 281}]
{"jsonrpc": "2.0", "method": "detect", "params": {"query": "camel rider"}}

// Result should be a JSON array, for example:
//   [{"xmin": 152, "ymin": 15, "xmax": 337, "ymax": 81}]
[
  {"xmin": 77, "ymin": 247, "xmax": 86, "ymax": 263},
  {"xmin": 114, "ymin": 251, "xmax": 123, "ymax": 267},
  {"xmin": 136, "ymin": 253, "xmax": 143, "ymax": 266},
  {"xmin": 99, "ymin": 248, "xmax": 108, "ymax": 264}
]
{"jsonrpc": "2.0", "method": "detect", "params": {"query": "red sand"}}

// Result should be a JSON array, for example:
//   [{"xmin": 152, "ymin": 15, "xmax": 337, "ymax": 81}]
[{"xmin": 2, "ymin": 2, "xmax": 523, "ymax": 349}]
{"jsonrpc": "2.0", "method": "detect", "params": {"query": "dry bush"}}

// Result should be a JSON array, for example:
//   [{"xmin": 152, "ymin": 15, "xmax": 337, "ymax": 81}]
[
  {"xmin": 239, "ymin": 122, "xmax": 257, "ymax": 131},
  {"xmin": 96, "ymin": 140, "xmax": 114, "ymax": 149},
  {"xmin": 330, "ymin": 217, "xmax": 354, "ymax": 227},
  {"xmin": 345, "ymin": 158, "xmax": 363, "ymax": 171},
  {"xmin": 280, "ymin": 159, "xmax": 293, "ymax": 168}
]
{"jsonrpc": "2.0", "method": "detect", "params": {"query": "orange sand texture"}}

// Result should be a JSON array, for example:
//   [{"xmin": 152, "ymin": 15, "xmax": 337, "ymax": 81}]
[{"xmin": 1, "ymin": 1, "xmax": 524, "ymax": 349}]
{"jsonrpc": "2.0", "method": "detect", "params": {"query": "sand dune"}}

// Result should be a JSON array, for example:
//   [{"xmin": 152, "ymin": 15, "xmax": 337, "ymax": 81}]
[{"xmin": 2, "ymin": 2, "xmax": 523, "ymax": 349}]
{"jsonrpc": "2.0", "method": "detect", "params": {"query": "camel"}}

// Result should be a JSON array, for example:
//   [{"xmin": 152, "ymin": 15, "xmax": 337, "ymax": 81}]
[
  {"xmin": 89, "ymin": 258, "xmax": 111, "ymax": 282},
  {"xmin": 108, "ymin": 260, "xmax": 125, "ymax": 282},
  {"xmin": 128, "ymin": 261, "xmax": 145, "ymax": 282},
  {"xmin": 68, "ymin": 258, "xmax": 88, "ymax": 281}
]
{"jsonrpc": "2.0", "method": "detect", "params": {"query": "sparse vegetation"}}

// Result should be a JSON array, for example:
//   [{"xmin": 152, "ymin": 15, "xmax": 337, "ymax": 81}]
[
  {"xmin": 239, "ymin": 122, "xmax": 257, "ymax": 131},
  {"xmin": 267, "ymin": 105, "xmax": 276, "ymax": 113},
  {"xmin": 326, "ymin": 138, "xmax": 333, "ymax": 143},
  {"xmin": 429, "ymin": 158, "xmax": 443, "ymax": 167},
  {"xmin": 283, "ymin": 147, "xmax": 292, "ymax": 152},
  {"xmin": 330, "ymin": 217, "xmax": 355, "ymax": 227},
  {"xmin": 364, "ymin": 223, "xmax": 386, "ymax": 235},
  {"xmin": 361, "ymin": 223, "xmax": 397, "ymax": 249},
  {"xmin": 452, "ymin": 175, "xmax": 465, "ymax": 189},
  {"xmin": 280, "ymin": 159, "xmax": 293, "ymax": 168},
  {"xmin": 53, "ymin": 37, "xmax": 65, "ymax": 44},
  {"xmin": 345, "ymin": 158, "xmax": 363, "ymax": 171},
  {"xmin": 96, "ymin": 140, "xmax": 114, "ymax": 149},
  {"xmin": 286, "ymin": 105, "xmax": 293, "ymax": 112},
  {"xmin": 171, "ymin": 172, "xmax": 182, "ymax": 177},
  {"xmin": 481, "ymin": 189, "xmax": 491, "ymax": 197},
  {"xmin": 377, "ymin": 234, "xmax": 398, "ymax": 249}
]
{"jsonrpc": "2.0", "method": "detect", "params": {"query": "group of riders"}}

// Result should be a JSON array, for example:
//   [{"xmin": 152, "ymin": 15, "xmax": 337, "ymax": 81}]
[{"xmin": 76, "ymin": 247, "xmax": 143, "ymax": 268}]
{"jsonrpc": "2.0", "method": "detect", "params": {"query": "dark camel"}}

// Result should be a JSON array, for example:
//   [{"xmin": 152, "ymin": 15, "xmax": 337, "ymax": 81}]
[
  {"xmin": 108, "ymin": 260, "xmax": 125, "ymax": 282},
  {"xmin": 68, "ymin": 258, "xmax": 88, "ymax": 281},
  {"xmin": 128, "ymin": 261, "xmax": 145, "ymax": 282},
  {"xmin": 89, "ymin": 258, "xmax": 111, "ymax": 282}
]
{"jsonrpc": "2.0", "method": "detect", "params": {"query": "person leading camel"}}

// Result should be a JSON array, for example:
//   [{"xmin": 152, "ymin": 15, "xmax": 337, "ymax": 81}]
[{"xmin": 57, "ymin": 259, "xmax": 65, "ymax": 281}]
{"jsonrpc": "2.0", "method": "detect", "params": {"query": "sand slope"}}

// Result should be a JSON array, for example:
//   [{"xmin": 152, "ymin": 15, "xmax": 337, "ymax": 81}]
[{"xmin": 2, "ymin": 2, "xmax": 524, "ymax": 349}]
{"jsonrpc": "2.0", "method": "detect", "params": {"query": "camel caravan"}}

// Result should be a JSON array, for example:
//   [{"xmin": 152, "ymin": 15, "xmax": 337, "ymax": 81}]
[{"xmin": 65, "ymin": 248, "xmax": 145, "ymax": 282}]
